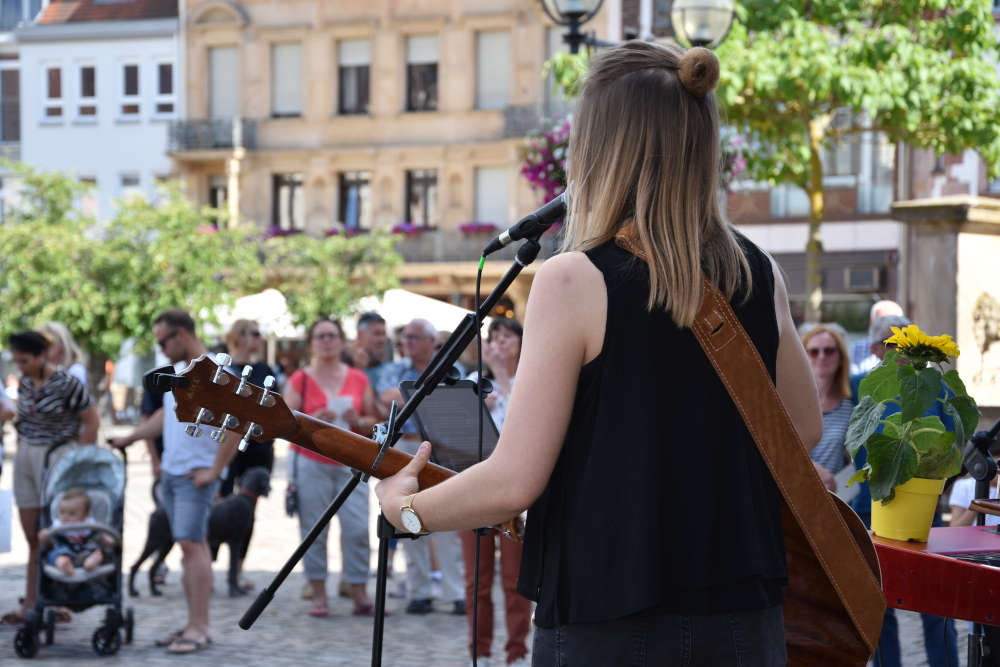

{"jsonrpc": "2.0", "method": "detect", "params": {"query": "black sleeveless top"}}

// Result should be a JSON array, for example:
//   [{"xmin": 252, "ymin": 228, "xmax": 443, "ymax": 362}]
[{"xmin": 518, "ymin": 236, "xmax": 787, "ymax": 628}]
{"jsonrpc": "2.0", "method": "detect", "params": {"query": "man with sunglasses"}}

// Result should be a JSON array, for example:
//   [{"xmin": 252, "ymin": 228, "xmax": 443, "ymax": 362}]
[{"xmin": 110, "ymin": 309, "xmax": 238, "ymax": 654}]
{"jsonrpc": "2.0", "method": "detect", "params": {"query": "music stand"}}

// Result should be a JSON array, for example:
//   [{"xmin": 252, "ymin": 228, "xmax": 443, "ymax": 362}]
[{"xmin": 399, "ymin": 379, "xmax": 499, "ymax": 472}]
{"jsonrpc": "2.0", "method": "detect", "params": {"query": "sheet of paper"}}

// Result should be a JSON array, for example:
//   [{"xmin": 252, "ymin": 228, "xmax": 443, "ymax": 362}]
[{"xmin": 326, "ymin": 395, "xmax": 354, "ymax": 430}]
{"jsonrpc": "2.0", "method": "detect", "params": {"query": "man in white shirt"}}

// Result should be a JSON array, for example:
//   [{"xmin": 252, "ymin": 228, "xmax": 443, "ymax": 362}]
[{"xmin": 111, "ymin": 309, "xmax": 237, "ymax": 654}]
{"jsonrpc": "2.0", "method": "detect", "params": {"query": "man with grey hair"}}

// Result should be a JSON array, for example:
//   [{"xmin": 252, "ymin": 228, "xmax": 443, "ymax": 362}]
[
  {"xmin": 849, "ymin": 300, "xmax": 904, "ymax": 375},
  {"xmin": 848, "ymin": 314, "xmax": 959, "ymax": 667},
  {"xmin": 377, "ymin": 318, "xmax": 465, "ymax": 616}
]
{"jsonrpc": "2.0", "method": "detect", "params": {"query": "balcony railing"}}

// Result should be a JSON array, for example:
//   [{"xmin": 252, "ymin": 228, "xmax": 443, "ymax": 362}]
[
  {"xmin": 0, "ymin": 141, "xmax": 19, "ymax": 161},
  {"xmin": 391, "ymin": 227, "xmax": 563, "ymax": 263},
  {"xmin": 168, "ymin": 118, "xmax": 257, "ymax": 153}
]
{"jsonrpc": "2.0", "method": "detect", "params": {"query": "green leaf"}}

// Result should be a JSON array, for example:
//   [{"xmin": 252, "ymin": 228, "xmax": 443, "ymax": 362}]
[
  {"xmin": 865, "ymin": 433, "xmax": 918, "ymax": 502},
  {"xmin": 845, "ymin": 395, "xmax": 886, "ymax": 459},
  {"xmin": 942, "ymin": 399, "xmax": 967, "ymax": 449},
  {"xmin": 915, "ymin": 442, "xmax": 963, "ymax": 479},
  {"xmin": 907, "ymin": 415, "xmax": 950, "ymax": 453},
  {"xmin": 898, "ymin": 364, "xmax": 941, "ymax": 422},
  {"xmin": 941, "ymin": 369, "xmax": 969, "ymax": 398},
  {"xmin": 847, "ymin": 466, "xmax": 869, "ymax": 487},
  {"xmin": 947, "ymin": 395, "xmax": 980, "ymax": 445},
  {"xmin": 859, "ymin": 359, "xmax": 900, "ymax": 403},
  {"xmin": 882, "ymin": 413, "xmax": 903, "ymax": 439}
]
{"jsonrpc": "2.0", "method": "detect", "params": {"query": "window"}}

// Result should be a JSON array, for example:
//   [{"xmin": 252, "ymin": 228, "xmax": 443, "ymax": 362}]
[
  {"xmin": 78, "ymin": 65, "xmax": 96, "ymax": 118},
  {"xmin": 405, "ymin": 169, "xmax": 438, "ymax": 227},
  {"xmin": 155, "ymin": 62, "xmax": 175, "ymax": 115},
  {"xmin": 271, "ymin": 43, "xmax": 302, "ymax": 118},
  {"xmin": 476, "ymin": 31, "xmax": 510, "ymax": 110},
  {"xmin": 209, "ymin": 175, "xmax": 227, "ymax": 227},
  {"xmin": 209, "ymin": 46, "xmax": 239, "ymax": 119},
  {"xmin": 120, "ymin": 174, "xmax": 139, "ymax": 187},
  {"xmin": 406, "ymin": 35, "xmax": 438, "ymax": 112},
  {"xmin": 338, "ymin": 39, "xmax": 370, "ymax": 115},
  {"xmin": 272, "ymin": 173, "xmax": 304, "ymax": 231},
  {"xmin": 338, "ymin": 171, "xmax": 371, "ymax": 229},
  {"xmin": 44, "ymin": 66, "xmax": 62, "ymax": 118},
  {"xmin": 474, "ymin": 167, "xmax": 508, "ymax": 225},
  {"xmin": 120, "ymin": 63, "xmax": 139, "ymax": 117},
  {"xmin": 1, "ymin": 68, "xmax": 19, "ymax": 141}
]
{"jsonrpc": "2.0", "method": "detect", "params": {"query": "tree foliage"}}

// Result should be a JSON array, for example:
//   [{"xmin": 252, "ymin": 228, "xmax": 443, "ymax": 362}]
[
  {"xmin": 716, "ymin": 0, "xmax": 1000, "ymax": 318},
  {"xmin": 0, "ymin": 163, "xmax": 401, "ymax": 366},
  {"xmin": 261, "ymin": 231, "xmax": 401, "ymax": 328}
]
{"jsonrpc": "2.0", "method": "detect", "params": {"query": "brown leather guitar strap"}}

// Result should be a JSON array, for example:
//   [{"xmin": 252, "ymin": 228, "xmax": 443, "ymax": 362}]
[{"xmin": 616, "ymin": 230, "xmax": 885, "ymax": 662}]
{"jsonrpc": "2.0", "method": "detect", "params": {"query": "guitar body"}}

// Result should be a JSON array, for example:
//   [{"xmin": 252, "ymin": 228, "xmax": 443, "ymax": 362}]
[{"xmin": 783, "ymin": 493, "xmax": 881, "ymax": 666}]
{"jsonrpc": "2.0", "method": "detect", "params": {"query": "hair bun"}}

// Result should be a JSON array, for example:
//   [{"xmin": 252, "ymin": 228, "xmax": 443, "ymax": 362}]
[{"xmin": 678, "ymin": 47, "xmax": 719, "ymax": 98}]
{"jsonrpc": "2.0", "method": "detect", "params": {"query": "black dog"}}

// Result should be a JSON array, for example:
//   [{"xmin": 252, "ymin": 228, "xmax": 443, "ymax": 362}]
[
  {"xmin": 208, "ymin": 466, "xmax": 271, "ymax": 597},
  {"xmin": 129, "ymin": 467, "xmax": 271, "ymax": 598}
]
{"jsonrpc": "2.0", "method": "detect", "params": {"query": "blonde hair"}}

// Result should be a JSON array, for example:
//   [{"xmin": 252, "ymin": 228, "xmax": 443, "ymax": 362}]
[
  {"xmin": 39, "ymin": 322, "xmax": 86, "ymax": 369},
  {"xmin": 59, "ymin": 487, "xmax": 91, "ymax": 514},
  {"xmin": 801, "ymin": 324, "xmax": 851, "ymax": 400},
  {"xmin": 561, "ymin": 42, "xmax": 750, "ymax": 327},
  {"xmin": 224, "ymin": 319, "xmax": 260, "ymax": 351}
]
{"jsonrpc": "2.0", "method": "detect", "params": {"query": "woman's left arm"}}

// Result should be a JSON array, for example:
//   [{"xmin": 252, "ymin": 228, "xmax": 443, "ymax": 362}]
[
  {"xmin": 376, "ymin": 252, "xmax": 606, "ymax": 532},
  {"xmin": 78, "ymin": 404, "xmax": 100, "ymax": 445}
]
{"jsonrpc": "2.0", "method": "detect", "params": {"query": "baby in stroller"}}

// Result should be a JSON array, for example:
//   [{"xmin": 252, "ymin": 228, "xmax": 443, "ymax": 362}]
[
  {"xmin": 39, "ymin": 487, "xmax": 116, "ymax": 577},
  {"xmin": 13, "ymin": 446, "xmax": 135, "ymax": 658}
]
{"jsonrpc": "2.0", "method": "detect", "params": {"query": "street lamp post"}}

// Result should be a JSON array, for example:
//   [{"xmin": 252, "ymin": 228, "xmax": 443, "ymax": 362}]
[
  {"xmin": 670, "ymin": 0, "xmax": 736, "ymax": 49},
  {"xmin": 540, "ymin": 0, "xmax": 606, "ymax": 54}
]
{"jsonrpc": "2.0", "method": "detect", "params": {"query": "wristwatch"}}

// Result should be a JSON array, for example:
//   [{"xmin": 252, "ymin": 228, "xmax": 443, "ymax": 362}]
[{"xmin": 400, "ymin": 494, "xmax": 428, "ymax": 535}]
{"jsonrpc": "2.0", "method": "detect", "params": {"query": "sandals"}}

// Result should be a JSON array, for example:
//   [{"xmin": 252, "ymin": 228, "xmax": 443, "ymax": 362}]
[
  {"xmin": 155, "ymin": 629, "xmax": 186, "ymax": 647},
  {"xmin": 166, "ymin": 635, "xmax": 210, "ymax": 654},
  {"xmin": 307, "ymin": 604, "xmax": 328, "ymax": 618},
  {"xmin": 352, "ymin": 604, "xmax": 389, "ymax": 617}
]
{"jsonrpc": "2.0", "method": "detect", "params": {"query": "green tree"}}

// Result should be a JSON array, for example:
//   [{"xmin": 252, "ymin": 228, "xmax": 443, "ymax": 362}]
[
  {"xmin": 261, "ymin": 231, "xmax": 401, "ymax": 327},
  {"xmin": 717, "ymin": 0, "xmax": 1000, "ymax": 321},
  {"xmin": 0, "ymin": 167, "xmax": 264, "ymax": 381}
]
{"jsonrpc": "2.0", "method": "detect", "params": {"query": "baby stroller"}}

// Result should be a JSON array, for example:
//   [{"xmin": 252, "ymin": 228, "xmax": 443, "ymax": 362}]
[{"xmin": 14, "ymin": 445, "xmax": 134, "ymax": 658}]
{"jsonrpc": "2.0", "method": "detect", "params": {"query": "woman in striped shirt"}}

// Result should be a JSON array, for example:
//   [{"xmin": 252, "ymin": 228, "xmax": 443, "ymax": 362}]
[
  {"xmin": 2, "ymin": 330, "xmax": 99, "ymax": 626},
  {"xmin": 801, "ymin": 324, "xmax": 854, "ymax": 491}
]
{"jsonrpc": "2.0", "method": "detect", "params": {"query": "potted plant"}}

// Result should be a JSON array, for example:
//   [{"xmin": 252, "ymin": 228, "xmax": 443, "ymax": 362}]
[{"xmin": 846, "ymin": 324, "xmax": 980, "ymax": 541}]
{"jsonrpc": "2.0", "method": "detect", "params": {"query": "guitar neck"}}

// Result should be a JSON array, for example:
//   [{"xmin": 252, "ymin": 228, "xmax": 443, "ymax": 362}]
[{"xmin": 287, "ymin": 411, "xmax": 456, "ymax": 488}]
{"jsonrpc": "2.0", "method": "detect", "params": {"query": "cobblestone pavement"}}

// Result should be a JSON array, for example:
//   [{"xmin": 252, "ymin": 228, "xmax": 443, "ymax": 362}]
[{"xmin": 0, "ymin": 426, "xmax": 971, "ymax": 665}]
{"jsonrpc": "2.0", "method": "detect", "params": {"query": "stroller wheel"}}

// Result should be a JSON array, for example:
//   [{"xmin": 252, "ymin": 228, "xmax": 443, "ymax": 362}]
[
  {"xmin": 124, "ymin": 608, "xmax": 135, "ymax": 644},
  {"xmin": 92, "ymin": 626, "xmax": 121, "ymax": 656},
  {"xmin": 43, "ymin": 610, "xmax": 55, "ymax": 645},
  {"xmin": 14, "ymin": 627, "xmax": 39, "ymax": 658}
]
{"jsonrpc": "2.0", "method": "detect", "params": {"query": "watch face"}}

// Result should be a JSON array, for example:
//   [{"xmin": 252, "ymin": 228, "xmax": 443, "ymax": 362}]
[{"xmin": 401, "ymin": 509, "xmax": 422, "ymax": 534}]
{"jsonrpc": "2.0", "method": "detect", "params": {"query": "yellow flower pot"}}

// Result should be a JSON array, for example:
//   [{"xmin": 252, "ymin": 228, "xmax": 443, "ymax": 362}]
[{"xmin": 870, "ymin": 476, "xmax": 946, "ymax": 542}]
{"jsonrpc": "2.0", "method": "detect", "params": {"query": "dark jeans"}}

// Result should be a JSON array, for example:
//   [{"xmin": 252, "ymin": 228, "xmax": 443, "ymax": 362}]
[{"xmin": 531, "ymin": 604, "xmax": 786, "ymax": 666}]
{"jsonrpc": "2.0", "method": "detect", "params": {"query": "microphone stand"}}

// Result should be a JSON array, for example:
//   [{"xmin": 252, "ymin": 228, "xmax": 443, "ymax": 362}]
[
  {"xmin": 238, "ymin": 238, "xmax": 545, "ymax": 667},
  {"xmin": 962, "ymin": 417, "xmax": 1000, "ymax": 667}
]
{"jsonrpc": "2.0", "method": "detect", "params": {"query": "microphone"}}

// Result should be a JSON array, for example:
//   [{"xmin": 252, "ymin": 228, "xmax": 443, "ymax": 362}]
[{"xmin": 482, "ymin": 189, "xmax": 568, "ymax": 257}]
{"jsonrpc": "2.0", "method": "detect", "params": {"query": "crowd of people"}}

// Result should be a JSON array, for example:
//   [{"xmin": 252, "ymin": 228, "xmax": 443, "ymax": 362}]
[{"xmin": 0, "ymin": 308, "xmax": 532, "ymax": 664}]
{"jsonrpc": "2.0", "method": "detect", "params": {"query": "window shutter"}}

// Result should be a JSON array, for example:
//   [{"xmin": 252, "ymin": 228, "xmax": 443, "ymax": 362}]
[{"xmin": 271, "ymin": 43, "xmax": 303, "ymax": 116}]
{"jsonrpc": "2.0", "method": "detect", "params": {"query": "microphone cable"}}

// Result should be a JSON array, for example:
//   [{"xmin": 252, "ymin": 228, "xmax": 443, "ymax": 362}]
[{"xmin": 471, "ymin": 254, "xmax": 487, "ymax": 667}]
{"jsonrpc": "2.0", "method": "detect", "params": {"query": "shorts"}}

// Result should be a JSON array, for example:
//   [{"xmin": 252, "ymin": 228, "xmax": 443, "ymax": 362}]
[
  {"xmin": 161, "ymin": 472, "xmax": 219, "ymax": 542},
  {"xmin": 13, "ymin": 441, "xmax": 77, "ymax": 509}
]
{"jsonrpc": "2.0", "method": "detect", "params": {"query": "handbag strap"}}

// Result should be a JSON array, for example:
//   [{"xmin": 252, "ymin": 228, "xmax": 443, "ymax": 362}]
[{"xmin": 615, "ymin": 230, "xmax": 884, "ymax": 651}]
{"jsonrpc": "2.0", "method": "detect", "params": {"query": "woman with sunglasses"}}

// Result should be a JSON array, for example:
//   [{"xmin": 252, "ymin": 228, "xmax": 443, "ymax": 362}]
[
  {"xmin": 219, "ymin": 320, "xmax": 276, "ymax": 498},
  {"xmin": 801, "ymin": 324, "xmax": 854, "ymax": 491}
]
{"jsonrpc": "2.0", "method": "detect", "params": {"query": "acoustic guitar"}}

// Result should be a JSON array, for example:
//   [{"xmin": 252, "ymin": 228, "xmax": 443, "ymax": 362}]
[{"xmin": 165, "ymin": 355, "xmax": 520, "ymax": 540}]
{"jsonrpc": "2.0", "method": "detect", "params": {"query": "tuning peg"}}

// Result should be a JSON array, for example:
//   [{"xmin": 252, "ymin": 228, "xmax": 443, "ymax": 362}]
[
  {"xmin": 209, "ymin": 429, "xmax": 227, "ymax": 444},
  {"xmin": 238, "ymin": 421, "xmax": 263, "ymax": 453},
  {"xmin": 235, "ymin": 365, "xmax": 253, "ymax": 397},
  {"xmin": 185, "ymin": 407, "xmax": 214, "ymax": 438},
  {"xmin": 211, "ymin": 353, "xmax": 232, "ymax": 385},
  {"xmin": 259, "ymin": 376, "xmax": 276, "ymax": 407}
]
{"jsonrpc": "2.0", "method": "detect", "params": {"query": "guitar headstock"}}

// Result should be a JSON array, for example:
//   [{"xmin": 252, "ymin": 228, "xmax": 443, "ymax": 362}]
[{"xmin": 169, "ymin": 354, "xmax": 298, "ymax": 445}]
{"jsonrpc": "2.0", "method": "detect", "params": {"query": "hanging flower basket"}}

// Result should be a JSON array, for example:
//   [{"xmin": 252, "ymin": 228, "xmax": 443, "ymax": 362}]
[{"xmin": 458, "ymin": 222, "xmax": 498, "ymax": 234}]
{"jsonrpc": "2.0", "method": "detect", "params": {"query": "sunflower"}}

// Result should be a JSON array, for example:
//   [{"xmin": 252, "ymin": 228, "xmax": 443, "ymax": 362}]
[{"xmin": 884, "ymin": 324, "xmax": 960, "ymax": 363}]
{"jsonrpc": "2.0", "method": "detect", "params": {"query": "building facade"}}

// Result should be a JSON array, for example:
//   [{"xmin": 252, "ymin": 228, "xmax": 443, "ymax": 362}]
[
  {"xmin": 17, "ymin": 0, "xmax": 179, "ymax": 219},
  {"xmin": 172, "ymin": 0, "xmax": 612, "ymax": 314}
]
